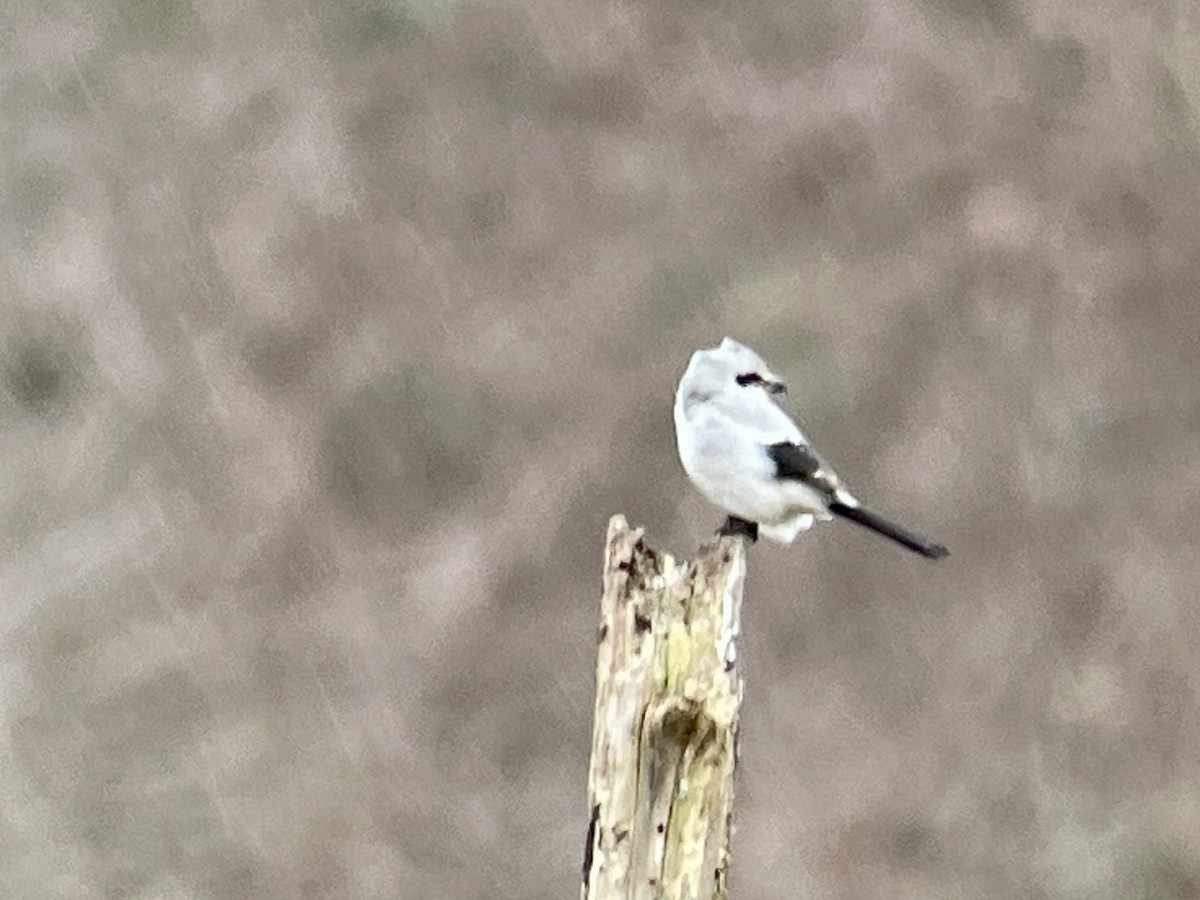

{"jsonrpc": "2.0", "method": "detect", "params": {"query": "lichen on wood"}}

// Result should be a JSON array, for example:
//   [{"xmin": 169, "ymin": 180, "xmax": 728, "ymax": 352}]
[{"xmin": 582, "ymin": 515, "xmax": 746, "ymax": 900}]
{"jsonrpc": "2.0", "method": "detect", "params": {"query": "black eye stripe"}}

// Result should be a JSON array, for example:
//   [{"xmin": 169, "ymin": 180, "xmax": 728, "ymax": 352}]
[{"xmin": 736, "ymin": 372, "xmax": 764, "ymax": 386}]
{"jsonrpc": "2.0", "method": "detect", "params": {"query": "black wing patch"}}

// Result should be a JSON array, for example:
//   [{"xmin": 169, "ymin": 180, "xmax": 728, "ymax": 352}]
[{"xmin": 766, "ymin": 441, "xmax": 840, "ymax": 496}]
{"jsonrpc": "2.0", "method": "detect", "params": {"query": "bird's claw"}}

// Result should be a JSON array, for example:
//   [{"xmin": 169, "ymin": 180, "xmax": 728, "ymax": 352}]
[{"xmin": 717, "ymin": 516, "xmax": 758, "ymax": 543}]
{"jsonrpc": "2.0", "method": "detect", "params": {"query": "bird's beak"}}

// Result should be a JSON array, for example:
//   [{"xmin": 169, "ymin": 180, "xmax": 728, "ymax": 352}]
[{"xmin": 766, "ymin": 380, "xmax": 787, "ymax": 395}]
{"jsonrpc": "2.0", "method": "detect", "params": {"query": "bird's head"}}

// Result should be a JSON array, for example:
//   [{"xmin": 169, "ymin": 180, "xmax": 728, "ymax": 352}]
[{"xmin": 680, "ymin": 337, "xmax": 788, "ymax": 401}]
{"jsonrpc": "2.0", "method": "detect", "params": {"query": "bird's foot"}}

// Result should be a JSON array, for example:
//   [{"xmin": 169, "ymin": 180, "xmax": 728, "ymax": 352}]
[{"xmin": 717, "ymin": 516, "xmax": 758, "ymax": 543}]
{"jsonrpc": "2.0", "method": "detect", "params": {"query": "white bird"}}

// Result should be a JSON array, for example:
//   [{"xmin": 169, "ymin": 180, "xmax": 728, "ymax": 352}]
[{"xmin": 674, "ymin": 337, "xmax": 949, "ymax": 559}]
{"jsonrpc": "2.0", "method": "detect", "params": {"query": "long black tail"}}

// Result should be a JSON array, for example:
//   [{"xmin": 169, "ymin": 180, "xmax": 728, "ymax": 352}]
[{"xmin": 828, "ymin": 501, "xmax": 949, "ymax": 560}]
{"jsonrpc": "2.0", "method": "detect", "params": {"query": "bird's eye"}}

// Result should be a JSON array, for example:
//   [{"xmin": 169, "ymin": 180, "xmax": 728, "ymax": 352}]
[{"xmin": 736, "ymin": 373, "xmax": 764, "ymax": 387}]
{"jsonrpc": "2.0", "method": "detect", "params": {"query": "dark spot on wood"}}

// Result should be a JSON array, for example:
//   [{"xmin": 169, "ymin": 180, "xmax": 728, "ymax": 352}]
[
  {"xmin": 649, "ymin": 878, "xmax": 657, "ymax": 887},
  {"xmin": 617, "ymin": 558, "xmax": 633, "ymax": 573},
  {"xmin": 614, "ymin": 826, "xmax": 628, "ymax": 843},
  {"xmin": 724, "ymin": 658, "xmax": 735, "ymax": 673},
  {"xmin": 633, "ymin": 539, "xmax": 659, "ymax": 567},
  {"xmin": 582, "ymin": 803, "xmax": 600, "ymax": 885},
  {"xmin": 656, "ymin": 823, "xmax": 665, "ymax": 833},
  {"xmin": 598, "ymin": 624, "xmax": 608, "ymax": 643},
  {"xmin": 634, "ymin": 613, "xmax": 652, "ymax": 634}
]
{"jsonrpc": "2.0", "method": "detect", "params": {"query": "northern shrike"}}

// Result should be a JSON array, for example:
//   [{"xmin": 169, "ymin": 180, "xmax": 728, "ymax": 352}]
[{"xmin": 674, "ymin": 338, "xmax": 949, "ymax": 559}]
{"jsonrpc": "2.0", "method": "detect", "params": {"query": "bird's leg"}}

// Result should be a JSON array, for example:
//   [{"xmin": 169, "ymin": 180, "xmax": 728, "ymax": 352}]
[{"xmin": 717, "ymin": 515, "xmax": 758, "ymax": 543}]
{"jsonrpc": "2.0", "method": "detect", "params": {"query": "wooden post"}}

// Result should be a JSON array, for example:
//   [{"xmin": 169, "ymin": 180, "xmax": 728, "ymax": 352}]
[{"xmin": 582, "ymin": 515, "xmax": 747, "ymax": 900}]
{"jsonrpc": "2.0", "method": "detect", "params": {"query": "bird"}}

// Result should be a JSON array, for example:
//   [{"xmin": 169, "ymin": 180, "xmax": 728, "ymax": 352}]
[{"xmin": 673, "ymin": 337, "xmax": 949, "ymax": 559}]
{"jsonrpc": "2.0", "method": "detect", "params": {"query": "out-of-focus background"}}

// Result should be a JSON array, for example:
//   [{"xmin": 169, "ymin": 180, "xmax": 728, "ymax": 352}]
[{"xmin": 3, "ymin": 0, "xmax": 1199, "ymax": 897}]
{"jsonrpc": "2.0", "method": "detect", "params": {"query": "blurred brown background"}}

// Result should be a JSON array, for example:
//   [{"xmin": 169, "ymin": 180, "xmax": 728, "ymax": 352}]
[{"xmin": 3, "ymin": 0, "xmax": 1199, "ymax": 897}]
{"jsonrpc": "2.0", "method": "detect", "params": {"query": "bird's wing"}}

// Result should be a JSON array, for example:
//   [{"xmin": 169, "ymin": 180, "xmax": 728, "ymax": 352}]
[
  {"xmin": 711, "ymin": 389, "xmax": 843, "ymax": 494},
  {"xmin": 764, "ymin": 440, "xmax": 843, "ymax": 497}
]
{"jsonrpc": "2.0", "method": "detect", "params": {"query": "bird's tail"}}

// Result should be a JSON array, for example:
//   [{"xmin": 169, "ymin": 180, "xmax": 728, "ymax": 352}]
[{"xmin": 827, "ymin": 500, "xmax": 949, "ymax": 560}]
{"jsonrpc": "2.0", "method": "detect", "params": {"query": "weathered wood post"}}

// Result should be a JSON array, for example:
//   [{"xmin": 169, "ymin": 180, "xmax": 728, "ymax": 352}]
[{"xmin": 582, "ymin": 515, "xmax": 747, "ymax": 900}]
